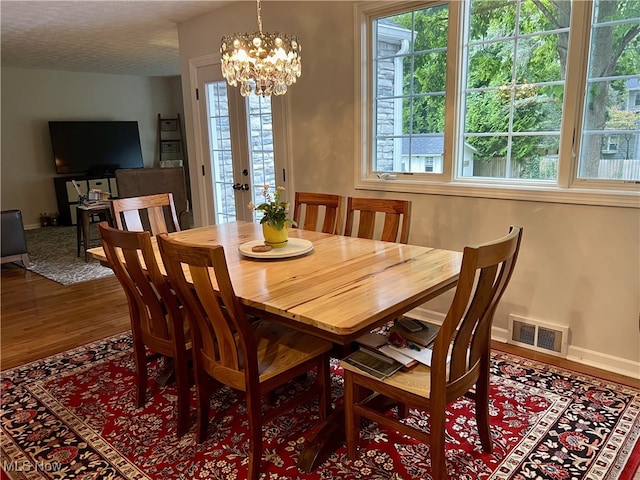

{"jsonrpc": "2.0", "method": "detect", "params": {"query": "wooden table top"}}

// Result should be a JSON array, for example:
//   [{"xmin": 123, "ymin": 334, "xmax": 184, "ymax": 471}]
[{"xmin": 88, "ymin": 222, "xmax": 462, "ymax": 344}]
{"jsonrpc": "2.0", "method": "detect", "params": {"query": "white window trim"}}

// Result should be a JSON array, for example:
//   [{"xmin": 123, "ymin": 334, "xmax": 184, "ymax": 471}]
[{"xmin": 353, "ymin": 1, "xmax": 640, "ymax": 209}]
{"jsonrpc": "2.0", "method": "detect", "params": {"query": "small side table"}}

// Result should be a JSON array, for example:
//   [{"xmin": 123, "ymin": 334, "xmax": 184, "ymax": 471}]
[{"xmin": 77, "ymin": 203, "xmax": 112, "ymax": 262}]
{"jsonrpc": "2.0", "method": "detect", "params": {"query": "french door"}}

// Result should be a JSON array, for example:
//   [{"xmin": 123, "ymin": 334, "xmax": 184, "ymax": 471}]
[{"xmin": 195, "ymin": 63, "xmax": 290, "ymax": 226}]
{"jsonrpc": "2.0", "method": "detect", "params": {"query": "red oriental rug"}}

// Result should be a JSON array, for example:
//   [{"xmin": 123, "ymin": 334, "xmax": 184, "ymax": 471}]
[{"xmin": 1, "ymin": 332, "xmax": 638, "ymax": 479}]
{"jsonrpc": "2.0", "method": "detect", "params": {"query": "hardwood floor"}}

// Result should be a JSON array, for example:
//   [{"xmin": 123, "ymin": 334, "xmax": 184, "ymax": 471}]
[
  {"xmin": 1, "ymin": 263, "xmax": 130, "ymax": 369},
  {"xmin": 2, "ymin": 261, "xmax": 639, "ymax": 391}
]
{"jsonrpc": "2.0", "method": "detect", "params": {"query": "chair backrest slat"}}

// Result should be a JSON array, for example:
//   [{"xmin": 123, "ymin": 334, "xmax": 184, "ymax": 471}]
[{"xmin": 344, "ymin": 197, "xmax": 412, "ymax": 243}]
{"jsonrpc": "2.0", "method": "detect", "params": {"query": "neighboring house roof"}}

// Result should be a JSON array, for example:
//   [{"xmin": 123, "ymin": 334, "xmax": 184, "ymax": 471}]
[
  {"xmin": 402, "ymin": 136, "xmax": 443, "ymax": 155},
  {"xmin": 401, "ymin": 136, "xmax": 477, "ymax": 155},
  {"xmin": 627, "ymin": 77, "xmax": 640, "ymax": 90}
]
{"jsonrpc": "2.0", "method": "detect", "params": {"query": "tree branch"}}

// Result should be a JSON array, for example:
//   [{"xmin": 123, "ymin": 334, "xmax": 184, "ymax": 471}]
[
  {"xmin": 611, "ymin": 25, "xmax": 640, "ymax": 66},
  {"xmin": 532, "ymin": 0, "xmax": 561, "ymax": 29}
]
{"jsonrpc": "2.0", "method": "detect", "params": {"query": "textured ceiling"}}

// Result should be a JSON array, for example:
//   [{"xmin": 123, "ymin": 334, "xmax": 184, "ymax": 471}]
[{"xmin": 0, "ymin": 1, "xmax": 227, "ymax": 77}]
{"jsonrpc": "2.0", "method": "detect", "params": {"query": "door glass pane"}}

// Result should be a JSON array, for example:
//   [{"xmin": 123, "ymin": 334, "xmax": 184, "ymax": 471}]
[
  {"xmin": 578, "ymin": 1, "xmax": 640, "ymax": 181},
  {"xmin": 206, "ymin": 81, "xmax": 236, "ymax": 224},
  {"xmin": 246, "ymin": 94, "xmax": 277, "ymax": 223}
]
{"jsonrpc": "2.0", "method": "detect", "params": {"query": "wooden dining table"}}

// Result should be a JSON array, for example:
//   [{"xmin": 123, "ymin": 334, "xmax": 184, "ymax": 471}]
[{"xmin": 87, "ymin": 220, "xmax": 463, "ymax": 470}]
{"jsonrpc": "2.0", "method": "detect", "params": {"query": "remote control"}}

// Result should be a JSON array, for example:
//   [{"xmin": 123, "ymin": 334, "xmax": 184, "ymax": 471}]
[{"xmin": 398, "ymin": 317, "xmax": 423, "ymax": 332}]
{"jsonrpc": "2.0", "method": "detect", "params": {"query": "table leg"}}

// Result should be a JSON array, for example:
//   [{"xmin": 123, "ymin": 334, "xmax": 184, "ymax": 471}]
[
  {"xmin": 156, "ymin": 357, "xmax": 175, "ymax": 386},
  {"xmin": 297, "ymin": 391, "xmax": 396, "ymax": 472},
  {"xmin": 297, "ymin": 407, "xmax": 346, "ymax": 472},
  {"xmin": 82, "ymin": 211, "xmax": 91, "ymax": 262},
  {"xmin": 76, "ymin": 211, "xmax": 82, "ymax": 257}
]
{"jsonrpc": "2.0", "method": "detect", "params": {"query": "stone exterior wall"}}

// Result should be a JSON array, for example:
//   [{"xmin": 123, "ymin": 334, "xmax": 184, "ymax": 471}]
[{"xmin": 376, "ymin": 39, "xmax": 401, "ymax": 171}]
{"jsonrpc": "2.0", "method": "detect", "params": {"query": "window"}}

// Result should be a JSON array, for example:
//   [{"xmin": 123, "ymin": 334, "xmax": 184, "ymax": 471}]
[
  {"xmin": 578, "ymin": 1, "xmax": 640, "ymax": 180},
  {"xmin": 461, "ymin": 1, "xmax": 567, "ymax": 182},
  {"xmin": 206, "ymin": 81, "xmax": 277, "ymax": 224},
  {"xmin": 373, "ymin": 5, "xmax": 447, "ymax": 175},
  {"xmin": 602, "ymin": 135, "xmax": 619, "ymax": 154},
  {"xmin": 207, "ymin": 81, "xmax": 236, "ymax": 224},
  {"xmin": 357, "ymin": 1, "xmax": 640, "ymax": 206},
  {"xmin": 245, "ymin": 93, "xmax": 277, "ymax": 223}
]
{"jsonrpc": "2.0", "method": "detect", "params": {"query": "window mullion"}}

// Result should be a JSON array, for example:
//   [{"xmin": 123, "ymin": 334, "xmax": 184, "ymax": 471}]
[
  {"xmin": 444, "ymin": 0, "xmax": 463, "ymax": 181},
  {"xmin": 558, "ymin": 0, "xmax": 592, "ymax": 188}
]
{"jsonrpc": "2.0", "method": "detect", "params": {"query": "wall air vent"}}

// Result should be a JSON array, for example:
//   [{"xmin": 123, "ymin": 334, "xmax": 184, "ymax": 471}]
[{"xmin": 508, "ymin": 315, "xmax": 568, "ymax": 357}]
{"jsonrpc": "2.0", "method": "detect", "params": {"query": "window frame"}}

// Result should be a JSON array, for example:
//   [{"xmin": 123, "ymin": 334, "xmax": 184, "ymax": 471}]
[{"xmin": 354, "ymin": 1, "xmax": 640, "ymax": 208}]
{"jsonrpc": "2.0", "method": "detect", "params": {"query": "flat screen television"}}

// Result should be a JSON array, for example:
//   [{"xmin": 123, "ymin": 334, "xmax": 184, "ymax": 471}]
[{"xmin": 49, "ymin": 121, "xmax": 144, "ymax": 176}]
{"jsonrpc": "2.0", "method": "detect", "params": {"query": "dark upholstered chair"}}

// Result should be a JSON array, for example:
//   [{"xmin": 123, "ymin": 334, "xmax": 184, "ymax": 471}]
[
  {"xmin": 115, "ymin": 167, "xmax": 189, "ymax": 230},
  {"xmin": 1, "ymin": 210, "xmax": 29, "ymax": 267}
]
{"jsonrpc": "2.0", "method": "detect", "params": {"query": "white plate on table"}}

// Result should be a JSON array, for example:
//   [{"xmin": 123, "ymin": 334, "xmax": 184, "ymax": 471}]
[{"xmin": 238, "ymin": 238, "xmax": 314, "ymax": 259}]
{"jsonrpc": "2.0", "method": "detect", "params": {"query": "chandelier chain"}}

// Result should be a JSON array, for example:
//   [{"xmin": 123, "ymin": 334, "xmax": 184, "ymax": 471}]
[{"xmin": 256, "ymin": 0, "xmax": 263, "ymax": 34}]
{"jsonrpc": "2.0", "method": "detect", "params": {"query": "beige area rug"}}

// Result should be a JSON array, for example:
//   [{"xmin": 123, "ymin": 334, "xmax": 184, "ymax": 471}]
[{"xmin": 24, "ymin": 225, "xmax": 113, "ymax": 286}]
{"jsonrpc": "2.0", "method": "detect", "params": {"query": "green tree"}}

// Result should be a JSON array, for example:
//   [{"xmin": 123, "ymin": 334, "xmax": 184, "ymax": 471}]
[
  {"xmin": 530, "ymin": 0, "xmax": 640, "ymax": 177},
  {"xmin": 398, "ymin": 0, "xmax": 639, "ymax": 177}
]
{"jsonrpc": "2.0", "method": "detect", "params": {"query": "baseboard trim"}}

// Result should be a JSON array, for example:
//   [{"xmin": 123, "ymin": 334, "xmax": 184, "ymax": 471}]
[
  {"xmin": 409, "ymin": 307, "xmax": 640, "ymax": 380},
  {"xmin": 565, "ymin": 346, "xmax": 640, "ymax": 380}
]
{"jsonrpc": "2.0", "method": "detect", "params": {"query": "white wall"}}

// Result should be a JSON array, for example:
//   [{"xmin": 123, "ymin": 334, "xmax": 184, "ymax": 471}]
[
  {"xmin": 1, "ymin": 67, "xmax": 184, "ymax": 227},
  {"xmin": 177, "ymin": 2, "xmax": 640, "ymax": 376}
]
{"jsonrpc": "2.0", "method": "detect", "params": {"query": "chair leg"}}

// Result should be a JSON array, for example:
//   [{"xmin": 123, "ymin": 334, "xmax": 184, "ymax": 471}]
[
  {"xmin": 246, "ymin": 388, "xmax": 263, "ymax": 480},
  {"xmin": 174, "ymin": 355, "xmax": 191, "ymax": 437},
  {"xmin": 344, "ymin": 371, "xmax": 359, "ymax": 460},
  {"xmin": 475, "ymin": 359, "xmax": 493, "ymax": 453},
  {"xmin": 430, "ymin": 409, "xmax": 448, "ymax": 480},
  {"xmin": 133, "ymin": 341, "xmax": 147, "ymax": 408},
  {"xmin": 195, "ymin": 367, "xmax": 211, "ymax": 443}
]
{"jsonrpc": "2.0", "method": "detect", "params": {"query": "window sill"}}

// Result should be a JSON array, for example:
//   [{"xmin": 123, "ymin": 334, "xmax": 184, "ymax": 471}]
[{"xmin": 355, "ymin": 177, "xmax": 640, "ymax": 208}]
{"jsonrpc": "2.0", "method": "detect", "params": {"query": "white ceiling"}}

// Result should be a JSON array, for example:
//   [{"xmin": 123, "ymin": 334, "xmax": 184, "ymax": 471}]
[{"xmin": 0, "ymin": 1, "xmax": 228, "ymax": 77}]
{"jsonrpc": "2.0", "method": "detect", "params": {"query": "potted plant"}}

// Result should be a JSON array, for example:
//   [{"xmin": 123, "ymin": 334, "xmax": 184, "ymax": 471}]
[{"xmin": 249, "ymin": 185, "xmax": 297, "ymax": 248}]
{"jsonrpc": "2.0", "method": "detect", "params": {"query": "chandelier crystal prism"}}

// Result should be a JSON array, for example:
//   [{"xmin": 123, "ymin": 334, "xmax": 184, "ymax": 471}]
[{"xmin": 220, "ymin": 0, "xmax": 301, "ymax": 97}]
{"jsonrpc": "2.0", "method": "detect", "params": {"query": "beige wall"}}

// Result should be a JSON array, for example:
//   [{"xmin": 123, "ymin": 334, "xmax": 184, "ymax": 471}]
[
  {"xmin": 1, "ymin": 67, "xmax": 183, "ymax": 227},
  {"xmin": 177, "ymin": 2, "xmax": 640, "ymax": 375}
]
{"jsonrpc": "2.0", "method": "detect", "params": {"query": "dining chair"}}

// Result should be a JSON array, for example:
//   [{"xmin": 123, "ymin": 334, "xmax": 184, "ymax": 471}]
[
  {"xmin": 344, "ymin": 197, "xmax": 412, "ymax": 243},
  {"xmin": 341, "ymin": 226, "xmax": 523, "ymax": 480},
  {"xmin": 110, "ymin": 193, "xmax": 180, "ymax": 235},
  {"xmin": 156, "ymin": 234, "xmax": 333, "ymax": 480},
  {"xmin": 97, "ymin": 222, "xmax": 192, "ymax": 437},
  {"xmin": 293, "ymin": 191, "xmax": 344, "ymax": 234}
]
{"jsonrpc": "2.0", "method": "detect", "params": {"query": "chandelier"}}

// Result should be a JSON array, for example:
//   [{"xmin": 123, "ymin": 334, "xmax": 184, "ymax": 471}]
[{"xmin": 220, "ymin": 0, "xmax": 302, "ymax": 97}]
